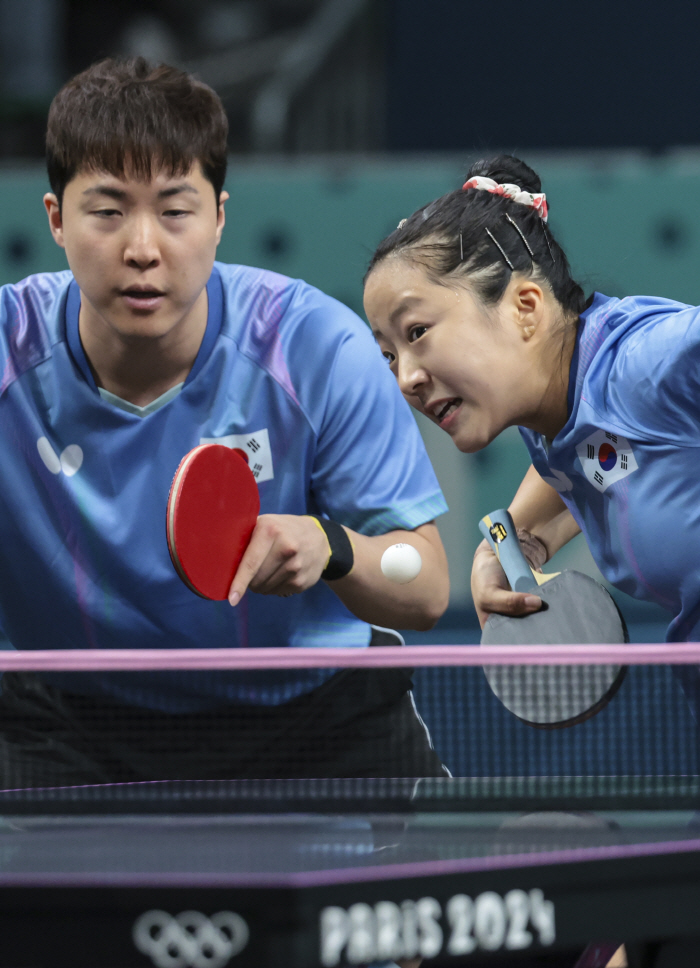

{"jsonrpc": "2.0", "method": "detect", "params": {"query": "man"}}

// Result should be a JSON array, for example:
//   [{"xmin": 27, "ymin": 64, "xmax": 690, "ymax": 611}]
[{"xmin": 0, "ymin": 58, "xmax": 450, "ymax": 785}]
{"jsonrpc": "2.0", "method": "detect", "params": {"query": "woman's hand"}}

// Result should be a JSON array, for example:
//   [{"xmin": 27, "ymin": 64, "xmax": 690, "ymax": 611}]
[
  {"xmin": 471, "ymin": 466, "xmax": 583, "ymax": 628},
  {"xmin": 470, "ymin": 538, "xmax": 542, "ymax": 629}
]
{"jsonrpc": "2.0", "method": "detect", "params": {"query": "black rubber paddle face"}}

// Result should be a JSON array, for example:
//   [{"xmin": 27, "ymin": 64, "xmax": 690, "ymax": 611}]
[{"xmin": 481, "ymin": 570, "xmax": 628, "ymax": 729}]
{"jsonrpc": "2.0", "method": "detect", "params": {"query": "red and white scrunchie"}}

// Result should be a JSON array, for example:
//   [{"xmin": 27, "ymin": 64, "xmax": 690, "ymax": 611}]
[{"xmin": 462, "ymin": 176, "xmax": 548, "ymax": 223}]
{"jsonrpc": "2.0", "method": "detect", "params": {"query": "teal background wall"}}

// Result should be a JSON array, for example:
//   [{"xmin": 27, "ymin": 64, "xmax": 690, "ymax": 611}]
[{"xmin": 1, "ymin": 153, "xmax": 690, "ymax": 631}]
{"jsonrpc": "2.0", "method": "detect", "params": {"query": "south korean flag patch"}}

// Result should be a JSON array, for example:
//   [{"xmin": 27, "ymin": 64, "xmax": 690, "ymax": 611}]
[
  {"xmin": 200, "ymin": 429, "xmax": 274, "ymax": 483},
  {"xmin": 575, "ymin": 429, "xmax": 638, "ymax": 493}
]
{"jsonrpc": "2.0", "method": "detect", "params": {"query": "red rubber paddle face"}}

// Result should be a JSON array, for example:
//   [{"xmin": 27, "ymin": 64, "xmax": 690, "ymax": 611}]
[{"xmin": 166, "ymin": 444, "xmax": 260, "ymax": 600}]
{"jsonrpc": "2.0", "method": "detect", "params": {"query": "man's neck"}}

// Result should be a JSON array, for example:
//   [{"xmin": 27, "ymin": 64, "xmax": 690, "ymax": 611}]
[{"xmin": 78, "ymin": 289, "xmax": 209, "ymax": 407}]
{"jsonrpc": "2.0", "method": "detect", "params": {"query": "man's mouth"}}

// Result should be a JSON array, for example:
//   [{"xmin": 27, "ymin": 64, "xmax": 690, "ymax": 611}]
[{"xmin": 121, "ymin": 287, "xmax": 165, "ymax": 299}]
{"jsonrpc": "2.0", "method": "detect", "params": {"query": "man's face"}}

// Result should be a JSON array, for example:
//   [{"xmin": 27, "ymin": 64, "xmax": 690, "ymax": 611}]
[{"xmin": 44, "ymin": 163, "xmax": 228, "ymax": 343}]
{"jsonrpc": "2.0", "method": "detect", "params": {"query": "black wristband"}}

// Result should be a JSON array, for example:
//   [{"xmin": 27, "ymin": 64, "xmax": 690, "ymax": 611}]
[{"xmin": 309, "ymin": 516, "xmax": 354, "ymax": 581}]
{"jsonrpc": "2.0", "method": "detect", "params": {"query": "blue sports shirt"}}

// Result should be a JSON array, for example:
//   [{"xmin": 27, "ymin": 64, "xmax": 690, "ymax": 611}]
[
  {"xmin": 519, "ymin": 292, "xmax": 700, "ymax": 712},
  {"xmin": 0, "ymin": 263, "xmax": 447, "ymax": 710}
]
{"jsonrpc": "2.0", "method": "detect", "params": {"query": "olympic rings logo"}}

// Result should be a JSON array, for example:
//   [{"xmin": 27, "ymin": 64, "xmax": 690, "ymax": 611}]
[{"xmin": 133, "ymin": 910, "xmax": 250, "ymax": 968}]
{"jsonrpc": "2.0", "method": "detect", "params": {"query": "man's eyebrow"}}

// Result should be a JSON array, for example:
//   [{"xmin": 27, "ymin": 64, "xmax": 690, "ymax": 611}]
[
  {"xmin": 158, "ymin": 184, "xmax": 199, "ymax": 198},
  {"xmin": 81, "ymin": 184, "xmax": 199, "ymax": 200},
  {"xmin": 82, "ymin": 186, "xmax": 127, "ymax": 199}
]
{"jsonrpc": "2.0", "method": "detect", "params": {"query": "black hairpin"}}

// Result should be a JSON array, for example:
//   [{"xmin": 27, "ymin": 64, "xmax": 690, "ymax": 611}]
[
  {"xmin": 505, "ymin": 213, "xmax": 534, "ymax": 259},
  {"xmin": 459, "ymin": 231, "xmax": 464, "ymax": 262},
  {"xmin": 484, "ymin": 228, "xmax": 514, "ymax": 270}
]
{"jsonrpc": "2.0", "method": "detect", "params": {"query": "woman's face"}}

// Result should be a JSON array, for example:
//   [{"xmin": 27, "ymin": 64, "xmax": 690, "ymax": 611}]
[{"xmin": 363, "ymin": 257, "xmax": 551, "ymax": 453}]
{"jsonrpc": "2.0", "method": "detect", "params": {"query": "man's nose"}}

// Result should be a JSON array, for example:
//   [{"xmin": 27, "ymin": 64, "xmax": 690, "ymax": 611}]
[{"xmin": 123, "ymin": 215, "xmax": 161, "ymax": 269}]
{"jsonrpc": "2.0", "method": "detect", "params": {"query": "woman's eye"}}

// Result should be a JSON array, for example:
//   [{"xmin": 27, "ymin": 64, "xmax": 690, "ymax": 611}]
[
  {"xmin": 408, "ymin": 325, "xmax": 428, "ymax": 342},
  {"xmin": 382, "ymin": 350, "xmax": 396, "ymax": 365}
]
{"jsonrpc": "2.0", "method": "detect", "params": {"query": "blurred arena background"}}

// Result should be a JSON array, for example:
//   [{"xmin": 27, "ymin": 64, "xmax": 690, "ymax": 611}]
[{"xmin": 0, "ymin": 0, "xmax": 692, "ymax": 641}]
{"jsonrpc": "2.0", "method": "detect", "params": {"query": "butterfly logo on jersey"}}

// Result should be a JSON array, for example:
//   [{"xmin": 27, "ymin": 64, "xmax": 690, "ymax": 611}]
[
  {"xmin": 575, "ymin": 429, "xmax": 638, "ymax": 493},
  {"xmin": 37, "ymin": 437, "xmax": 83, "ymax": 477},
  {"xmin": 199, "ymin": 429, "xmax": 274, "ymax": 483}
]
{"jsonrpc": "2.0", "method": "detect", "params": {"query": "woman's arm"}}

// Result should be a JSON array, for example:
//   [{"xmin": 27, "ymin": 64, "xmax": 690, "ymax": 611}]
[
  {"xmin": 509, "ymin": 465, "xmax": 581, "ymax": 555},
  {"xmin": 471, "ymin": 466, "xmax": 581, "ymax": 627}
]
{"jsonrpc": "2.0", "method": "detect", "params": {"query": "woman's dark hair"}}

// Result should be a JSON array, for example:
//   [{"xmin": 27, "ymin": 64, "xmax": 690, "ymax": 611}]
[
  {"xmin": 365, "ymin": 155, "xmax": 586, "ymax": 318},
  {"xmin": 46, "ymin": 58, "xmax": 228, "ymax": 206}
]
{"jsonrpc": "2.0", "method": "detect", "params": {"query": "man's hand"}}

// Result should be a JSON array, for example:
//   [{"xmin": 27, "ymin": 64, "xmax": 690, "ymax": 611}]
[
  {"xmin": 228, "ymin": 514, "xmax": 329, "ymax": 606},
  {"xmin": 471, "ymin": 539, "xmax": 542, "ymax": 629}
]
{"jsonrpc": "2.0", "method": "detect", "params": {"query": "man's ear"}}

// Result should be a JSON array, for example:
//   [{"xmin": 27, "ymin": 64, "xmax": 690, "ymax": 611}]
[
  {"xmin": 215, "ymin": 190, "xmax": 229, "ymax": 246},
  {"xmin": 43, "ymin": 193, "xmax": 65, "ymax": 248}
]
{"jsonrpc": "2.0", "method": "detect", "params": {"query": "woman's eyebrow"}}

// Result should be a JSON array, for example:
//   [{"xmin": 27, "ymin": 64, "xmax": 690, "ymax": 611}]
[{"xmin": 390, "ymin": 296, "xmax": 421, "ymax": 325}]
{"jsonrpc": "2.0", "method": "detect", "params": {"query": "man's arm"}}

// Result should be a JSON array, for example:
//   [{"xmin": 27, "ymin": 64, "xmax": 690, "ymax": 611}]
[
  {"xmin": 228, "ymin": 515, "xmax": 449, "ymax": 631},
  {"xmin": 471, "ymin": 466, "xmax": 581, "ymax": 627},
  {"xmin": 327, "ymin": 521, "xmax": 448, "ymax": 630}
]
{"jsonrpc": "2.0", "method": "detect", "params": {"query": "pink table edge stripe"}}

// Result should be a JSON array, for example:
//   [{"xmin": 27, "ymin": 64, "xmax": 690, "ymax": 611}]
[{"xmin": 0, "ymin": 643, "xmax": 698, "ymax": 671}]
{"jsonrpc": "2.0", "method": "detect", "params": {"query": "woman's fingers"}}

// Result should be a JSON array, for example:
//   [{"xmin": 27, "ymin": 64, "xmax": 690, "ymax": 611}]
[{"xmin": 471, "ymin": 540, "xmax": 541, "ymax": 628}]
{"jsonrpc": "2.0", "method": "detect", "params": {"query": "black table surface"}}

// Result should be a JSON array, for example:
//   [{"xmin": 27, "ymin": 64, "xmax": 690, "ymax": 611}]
[{"xmin": 0, "ymin": 802, "xmax": 699, "ymax": 967}]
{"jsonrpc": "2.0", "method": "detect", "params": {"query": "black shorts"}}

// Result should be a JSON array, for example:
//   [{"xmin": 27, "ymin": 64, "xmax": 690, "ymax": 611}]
[{"xmin": 0, "ymin": 643, "xmax": 447, "ymax": 789}]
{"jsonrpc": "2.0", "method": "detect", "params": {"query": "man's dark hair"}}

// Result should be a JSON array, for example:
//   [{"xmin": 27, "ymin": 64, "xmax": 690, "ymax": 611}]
[{"xmin": 46, "ymin": 57, "xmax": 228, "ymax": 205}]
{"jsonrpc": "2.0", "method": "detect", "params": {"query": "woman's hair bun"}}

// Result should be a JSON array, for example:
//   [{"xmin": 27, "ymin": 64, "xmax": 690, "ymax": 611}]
[{"xmin": 465, "ymin": 155, "xmax": 541, "ymax": 195}]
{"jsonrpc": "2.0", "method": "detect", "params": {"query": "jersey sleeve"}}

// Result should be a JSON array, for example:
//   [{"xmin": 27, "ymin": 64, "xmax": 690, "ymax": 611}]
[
  {"xmin": 284, "ymin": 287, "xmax": 448, "ymax": 535},
  {"xmin": 604, "ymin": 302, "xmax": 700, "ymax": 444}
]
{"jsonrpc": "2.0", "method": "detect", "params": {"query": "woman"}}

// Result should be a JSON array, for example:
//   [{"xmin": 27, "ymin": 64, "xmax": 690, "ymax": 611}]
[{"xmin": 363, "ymin": 154, "xmax": 700, "ymax": 722}]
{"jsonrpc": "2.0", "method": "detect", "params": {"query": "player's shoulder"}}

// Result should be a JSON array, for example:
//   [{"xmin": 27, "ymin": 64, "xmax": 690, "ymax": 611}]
[
  {"xmin": 583, "ymin": 291, "xmax": 689, "ymax": 341},
  {"xmin": 582, "ymin": 291, "xmax": 700, "ymax": 436},
  {"xmin": 215, "ymin": 261, "xmax": 369, "ymax": 343},
  {"xmin": 0, "ymin": 270, "xmax": 73, "ymax": 321},
  {"xmin": 581, "ymin": 291, "xmax": 695, "ymax": 378},
  {"xmin": 599, "ymin": 293, "xmax": 700, "ymax": 374},
  {"xmin": 0, "ymin": 271, "xmax": 72, "ymax": 379}
]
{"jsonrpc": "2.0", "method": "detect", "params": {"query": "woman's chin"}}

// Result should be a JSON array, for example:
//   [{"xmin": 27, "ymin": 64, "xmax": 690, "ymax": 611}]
[
  {"xmin": 453, "ymin": 434, "xmax": 488, "ymax": 454},
  {"xmin": 451, "ymin": 424, "xmax": 498, "ymax": 454}
]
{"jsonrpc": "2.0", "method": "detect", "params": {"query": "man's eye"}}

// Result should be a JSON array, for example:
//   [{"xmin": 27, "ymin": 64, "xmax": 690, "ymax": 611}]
[
  {"xmin": 94, "ymin": 209, "xmax": 121, "ymax": 217},
  {"xmin": 164, "ymin": 209, "xmax": 189, "ymax": 217},
  {"xmin": 408, "ymin": 325, "xmax": 428, "ymax": 342}
]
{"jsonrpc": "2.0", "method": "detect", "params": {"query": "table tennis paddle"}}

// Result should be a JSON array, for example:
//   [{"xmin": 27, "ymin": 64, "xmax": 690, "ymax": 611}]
[
  {"xmin": 167, "ymin": 443, "xmax": 260, "ymax": 600},
  {"xmin": 479, "ymin": 508, "xmax": 628, "ymax": 729}
]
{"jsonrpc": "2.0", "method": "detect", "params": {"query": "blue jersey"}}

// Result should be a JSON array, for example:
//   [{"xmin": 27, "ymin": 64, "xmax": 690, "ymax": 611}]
[
  {"xmin": 0, "ymin": 264, "xmax": 446, "ymax": 710},
  {"xmin": 520, "ymin": 292, "xmax": 700, "ymax": 650}
]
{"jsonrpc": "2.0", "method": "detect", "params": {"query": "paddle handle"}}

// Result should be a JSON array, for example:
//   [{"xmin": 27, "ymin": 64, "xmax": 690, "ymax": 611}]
[{"xmin": 479, "ymin": 509, "xmax": 539, "ymax": 593}]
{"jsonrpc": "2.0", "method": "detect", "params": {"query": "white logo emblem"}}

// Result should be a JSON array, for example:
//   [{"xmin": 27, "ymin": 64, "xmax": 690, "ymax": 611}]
[
  {"xmin": 575, "ymin": 429, "xmax": 638, "ymax": 493},
  {"xmin": 37, "ymin": 437, "xmax": 83, "ymax": 477},
  {"xmin": 200, "ymin": 429, "xmax": 273, "ymax": 483},
  {"xmin": 133, "ymin": 910, "xmax": 249, "ymax": 968}
]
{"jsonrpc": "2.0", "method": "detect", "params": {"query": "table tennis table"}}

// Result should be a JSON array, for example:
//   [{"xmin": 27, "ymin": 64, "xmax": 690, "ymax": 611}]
[{"xmin": 0, "ymin": 778, "xmax": 698, "ymax": 968}]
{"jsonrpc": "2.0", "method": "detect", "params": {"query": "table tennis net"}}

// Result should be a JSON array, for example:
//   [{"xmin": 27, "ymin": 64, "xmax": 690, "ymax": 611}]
[{"xmin": 0, "ymin": 645, "xmax": 697, "ymax": 811}]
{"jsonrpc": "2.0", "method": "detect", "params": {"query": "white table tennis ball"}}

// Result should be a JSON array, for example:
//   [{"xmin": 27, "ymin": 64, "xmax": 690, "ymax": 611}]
[{"xmin": 380, "ymin": 543, "xmax": 422, "ymax": 584}]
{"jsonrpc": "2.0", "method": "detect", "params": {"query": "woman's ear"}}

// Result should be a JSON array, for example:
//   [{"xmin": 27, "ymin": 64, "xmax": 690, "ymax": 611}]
[{"xmin": 507, "ymin": 278, "xmax": 545, "ymax": 341}]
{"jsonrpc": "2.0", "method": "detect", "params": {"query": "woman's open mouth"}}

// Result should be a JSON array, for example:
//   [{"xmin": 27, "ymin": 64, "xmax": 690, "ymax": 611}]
[{"xmin": 436, "ymin": 398, "xmax": 462, "ymax": 426}]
